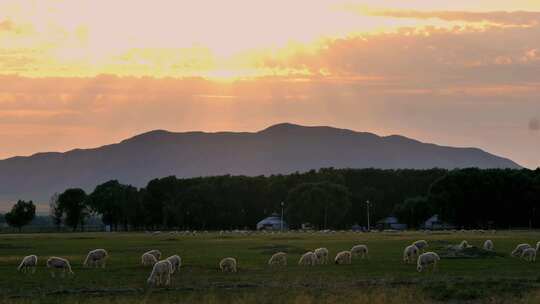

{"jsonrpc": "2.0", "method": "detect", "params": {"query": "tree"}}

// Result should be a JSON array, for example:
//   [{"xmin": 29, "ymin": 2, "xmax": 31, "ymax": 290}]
[
  {"xmin": 5, "ymin": 200, "xmax": 36, "ymax": 232},
  {"xmin": 57, "ymin": 188, "xmax": 88, "ymax": 231},
  {"xmin": 394, "ymin": 196, "xmax": 433, "ymax": 228},
  {"xmin": 49, "ymin": 193, "xmax": 63, "ymax": 231},
  {"xmin": 285, "ymin": 182, "xmax": 351, "ymax": 229},
  {"xmin": 88, "ymin": 180, "xmax": 141, "ymax": 231}
]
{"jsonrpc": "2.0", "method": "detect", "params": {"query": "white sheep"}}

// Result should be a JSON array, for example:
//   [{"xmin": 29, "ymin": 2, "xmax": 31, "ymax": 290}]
[
  {"xmin": 521, "ymin": 248, "xmax": 537, "ymax": 262},
  {"xmin": 219, "ymin": 257, "xmax": 237, "ymax": 273},
  {"xmin": 147, "ymin": 259, "xmax": 173, "ymax": 286},
  {"xmin": 403, "ymin": 245, "xmax": 419, "ymax": 264},
  {"xmin": 166, "ymin": 255, "xmax": 182, "ymax": 273},
  {"xmin": 413, "ymin": 240, "xmax": 429, "ymax": 251},
  {"xmin": 334, "ymin": 251, "xmax": 352, "ymax": 265},
  {"xmin": 145, "ymin": 249, "xmax": 162, "ymax": 260},
  {"xmin": 458, "ymin": 240, "xmax": 470, "ymax": 250},
  {"xmin": 536, "ymin": 241, "xmax": 540, "ymax": 252},
  {"xmin": 511, "ymin": 243, "xmax": 531, "ymax": 257},
  {"xmin": 17, "ymin": 255, "xmax": 38, "ymax": 274},
  {"xmin": 483, "ymin": 240, "xmax": 494, "ymax": 251},
  {"xmin": 46, "ymin": 257, "xmax": 74, "ymax": 277},
  {"xmin": 417, "ymin": 252, "xmax": 440, "ymax": 272},
  {"xmin": 268, "ymin": 252, "xmax": 287, "ymax": 267},
  {"xmin": 314, "ymin": 248, "xmax": 329, "ymax": 264},
  {"xmin": 141, "ymin": 252, "xmax": 158, "ymax": 266},
  {"xmin": 351, "ymin": 244, "xmax": 369, "ymax": 259},
  {"xmin": 298, "ymin": 251, "xmax": 317, "ymax": 266},
  {"xmin": 83, "ymin": 249, "xmax": 108, "ymax": 268}
]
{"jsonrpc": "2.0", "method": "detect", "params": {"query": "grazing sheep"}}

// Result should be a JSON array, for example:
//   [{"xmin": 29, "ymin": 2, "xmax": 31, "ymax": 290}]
[
  {"xmin": 17, "ymin": 255, "xmax": 38, "ymax": 274},
  {"xmin": 298, "ymin": 251, "xmax": 317, "ymax": 266},
  {"xmin": 314, "ymin": 248, "xmax": 329, "ymax": 264},
  {"xmin": 219, "ymin": 257, "xmax": 237, "ymax": 273},
  {"xmin": 458, "ymin": 240, "xmax": 470, "ymax": 250},
  {"xmin": 413, "ymin": 240, "xmax": 429, "ymax": 251},
  {"xmin": 141, "ymin": 252, "xmax": 158, "ymax": 266},
  {"xmin": 145, "ymin": 249, "xmax": 162, "ymax": 260},
  {"xmin": 351, "ymin": 244, "xmax": 369, "ymax": 259},
  {"xmin": 511, "ymin": 244, "xmax": 531, "ymax": 257},
  {"xmin": 403, "ymin": 245, "xmax": 419, "ymax": 264},
  {"xmin": 521, "ymin": 248, "xmax": 537, "ymax": 262},
  {"xmin": 334, "ymin": 251, "xmax": 352, "ymax": 265},
  {"xmin": 83, "ymin": 249, "xmax": 108, "ymax": 268},
  {"xmin": 536, "ymin": 241, "xmax": 540, "ymax": 252},
  {"xmin": 166, "ymin": 255, "xmax": 182, "ymax": 273},
  {"xmin": 147, "ymin": 260, "xmax": 173, "ymax": 286},
  {"xmin": 417, "ymin": 252, "xmax": 440, "ymax": 272},
  {"xmin": 46, "ymin": 257, "xmax": 74, "ymax": 277},
  {"xmin": 483, "ymin": 240, "xmax": 494, "ymax": 251},
  {"xmin": 268, "ymin": 252, "xmax": 287, "ymax": 267}
]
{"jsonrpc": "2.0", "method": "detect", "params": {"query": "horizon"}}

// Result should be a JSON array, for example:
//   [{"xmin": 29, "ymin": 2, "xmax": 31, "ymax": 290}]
[{"xmin": 1, "ymin": 1, "xmax": 539, "ymax": 168}]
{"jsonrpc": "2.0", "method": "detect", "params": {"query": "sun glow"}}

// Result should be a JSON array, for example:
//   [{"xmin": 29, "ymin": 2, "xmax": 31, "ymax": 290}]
[{"xmin": 5, "ymin": 0, "xmax": 534, "ymax": 80}]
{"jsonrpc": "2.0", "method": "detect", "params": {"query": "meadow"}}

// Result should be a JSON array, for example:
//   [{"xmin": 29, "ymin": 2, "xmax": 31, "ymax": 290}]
[{"xmin": 1, "ymin": 231, "xmax": 540, "ymax": 304}]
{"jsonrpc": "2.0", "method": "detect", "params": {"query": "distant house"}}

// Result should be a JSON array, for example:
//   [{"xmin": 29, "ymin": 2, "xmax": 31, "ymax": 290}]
[
  {"xmin": 376, "ymin": 216, "xmax": 407, "ymax": 230},
  {"xmin": 351, "ymin": 223, "xmax": 363, "ymax": 232},
  {"xmin": 422, "ymin": 214, "xmax": 454, "ymax": 230},
  {"xmin": 256, "ymin": 213, "xmax": 287, "ymax": 230}
]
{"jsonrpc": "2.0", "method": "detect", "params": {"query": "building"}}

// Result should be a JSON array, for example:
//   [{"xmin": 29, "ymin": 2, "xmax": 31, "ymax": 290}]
[
  {"xmin": 376, "ymin": 216, "xmax": 407, "ymax": 230},
  {"xmin": 256, "ymin": 213, "xmax": 288, "ymax": 230},
  {"xmin": 422, "ymin": 214, "xmax": 455, "ymax": 230}
]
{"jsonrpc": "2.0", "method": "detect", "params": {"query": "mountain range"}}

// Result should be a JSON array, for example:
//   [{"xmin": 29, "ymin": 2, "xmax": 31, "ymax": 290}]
[{"xmin": 0, "ymin": 123, "xmax": 520, "ymax": 209}]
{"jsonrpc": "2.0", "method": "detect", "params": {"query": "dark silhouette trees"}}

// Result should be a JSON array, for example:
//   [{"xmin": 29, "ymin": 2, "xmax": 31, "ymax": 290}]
[
  {"xmin": 5, "ymin": 200, "xmax": 36, "ymax": 232},
  {"xmin": 57, "ymin": 188, "xmax": 88, "ymax": 231},
  {"xmin": 43, "ymin": 168, "xmax": 539, "ymax": 231},
  {"xmin": 286, "ymin": 182, "xmax": 351, "ymax": 229}
]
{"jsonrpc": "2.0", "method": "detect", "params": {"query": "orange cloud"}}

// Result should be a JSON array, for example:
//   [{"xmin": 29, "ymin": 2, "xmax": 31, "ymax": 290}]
[{"xmin": 356, "ymin": 9, "xmax": 540, "ymax": 27}]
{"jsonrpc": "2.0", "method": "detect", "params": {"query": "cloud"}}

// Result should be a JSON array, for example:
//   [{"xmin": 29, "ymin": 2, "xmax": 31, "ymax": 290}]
[
  {"xmin": 0, "ymin": 20, "xmax": 15, "ymax": 32},
  {"xmin": 529, "ymin": 118, "xmax": 540, "ymax": 131},
  {"xmin": 346, "ymin": 7, "xmax": 540, "ymax": 27}
]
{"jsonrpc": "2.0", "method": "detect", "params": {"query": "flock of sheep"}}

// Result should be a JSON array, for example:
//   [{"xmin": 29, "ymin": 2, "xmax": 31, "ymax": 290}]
[{"xmin": 15, "ymin": 238, "xmax": 540, "ymax": 287}]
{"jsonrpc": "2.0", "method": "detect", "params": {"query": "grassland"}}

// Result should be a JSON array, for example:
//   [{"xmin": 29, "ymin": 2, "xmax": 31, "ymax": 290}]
[{"xmin": 1, "ymin": 231, "xmax": 540, "ymax": 303}]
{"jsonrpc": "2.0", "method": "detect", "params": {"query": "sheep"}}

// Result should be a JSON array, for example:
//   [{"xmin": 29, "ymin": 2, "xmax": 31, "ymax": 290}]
[
  {"xmin": 145, "ymin": 249, "xmax": 162, "ymax": 260},
  {"xmin": 403, "ymin": 245, "xmax": 419, "ymax": 264},
  {"xmin": 268, "ymin": 252, "xmax": 287, "ymax": 267},
  {"xmin": 46, "ymin": 257, "xmax": 74, "ymax": 277},
  {"xmin": 521, "ymin": 248, "xmax": 537, "ymax": 262},
  {"xmin": 483, "ymin": 240, "xmax": 494, "ymax": 251},
  {"xmin": 314, "ymin": 248, "xmax": 329, "ymax": 264},
  {"xmin": 351, "ymin": 244, "xmax": 369, "ymax": 259},
  {"xmin": 219, "ymin": 257, "xmax": 237, "ymax": 273},
  {"xmin": 298, "ymin": 251, "xmax": 317, "ymax": 266},
  {"xmin": 147, "ymin": 259, "xmax": 173, "ymax": 286},
  {"xmin": 141, "ymin": 252, "xmax": 158, "ymax": 266},
  {"xmin": 166, "ymin": 255, "xmax": 182, "ymax": 273},
  {"xmin": 536, "ymin": 241, "xmax": 540, "ymax": 252},
  {"xmin": 417, "ymin": 252, "xmax": 440, "ymax": 272},
  {"xmin": 17, "ymin": 255, "xmax": 38, "ymax": 274},
  {"xmin": 83, "ymin": 249, "xmax": 108, "ymax": 268},
  {"xmin": 458, "ymin": 240, "xmax": 470, "ymax": 250},
  {"xmin": 413, "ymin": 240, "xmax": 429, "ymax": 252},
  {"xmin": 334, "ymin": 251, "xmax": 352, "ymax": 265},
  {"xmin": 511, "ymin": 243, "xmax": 531, "ymax": 257}
]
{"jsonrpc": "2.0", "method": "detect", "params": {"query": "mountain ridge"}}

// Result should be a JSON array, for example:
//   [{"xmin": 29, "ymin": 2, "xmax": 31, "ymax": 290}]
[{"xmin": 0, "ymin": 123, "xmax": 520, "ymax": 208}]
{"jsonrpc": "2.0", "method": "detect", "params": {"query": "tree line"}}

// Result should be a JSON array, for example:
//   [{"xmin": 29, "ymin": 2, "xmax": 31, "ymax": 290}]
[{"xmin": 2, "ymin": 168, "xmax": 539, "ymax": 231}]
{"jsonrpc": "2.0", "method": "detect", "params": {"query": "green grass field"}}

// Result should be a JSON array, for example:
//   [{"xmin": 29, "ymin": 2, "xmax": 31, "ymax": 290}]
[{"xmin": 1, "ymin": 231, "xmax": 540, "ymax": 303}]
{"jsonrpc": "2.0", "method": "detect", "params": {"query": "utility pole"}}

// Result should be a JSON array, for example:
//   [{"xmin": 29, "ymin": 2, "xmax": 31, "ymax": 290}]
[
  {"xmin": 366, "ymin": 200, "xmax": 371, "ymax": 232},
  {"xmin": 280, "ymin": 201, "xmax": 285, "ymax": 232}
]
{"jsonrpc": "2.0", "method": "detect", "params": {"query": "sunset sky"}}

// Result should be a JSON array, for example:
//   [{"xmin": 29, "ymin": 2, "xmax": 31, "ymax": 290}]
[{"xmin": 1, "ymin": 0, "xmax": 539, "ymax": 168}]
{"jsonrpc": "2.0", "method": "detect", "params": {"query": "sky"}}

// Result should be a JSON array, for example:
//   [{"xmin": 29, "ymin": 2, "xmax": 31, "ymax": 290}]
[{"xmin": 1, "ymin": 0, "xmax": 539, "ymax": 168}]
